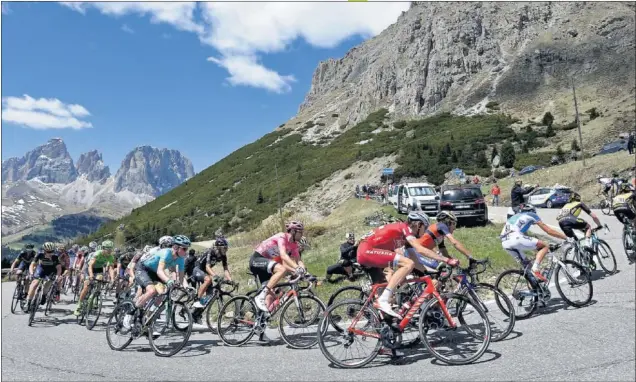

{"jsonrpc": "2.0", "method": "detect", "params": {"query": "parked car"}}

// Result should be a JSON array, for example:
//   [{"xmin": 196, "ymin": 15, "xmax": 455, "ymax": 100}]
[
  {"xmin": 439, "ymin": 184, "xmax": 488, "ymax": 226},
  {"xmin": 519, "ymin": 165, "xmax": 545, "ymax": 176},
  {"xmin": 524, "ymin": 186, "xmax": 572, "ymax": 208},
  {"xmin": 593, "ymin": 140, "xmax": 627, "ymax": 156}
]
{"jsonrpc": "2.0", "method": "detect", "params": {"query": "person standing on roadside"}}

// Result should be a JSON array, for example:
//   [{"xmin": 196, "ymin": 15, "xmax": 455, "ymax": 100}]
[{"xmin": 491, "ymin": 182, "xmax": 501, "ymax": 206}]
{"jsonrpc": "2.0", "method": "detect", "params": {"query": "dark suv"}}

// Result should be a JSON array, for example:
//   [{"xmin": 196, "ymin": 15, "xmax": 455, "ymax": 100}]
[{"xmin": 439, "ymin": 184, "xmax": 488, "ymax": 226}]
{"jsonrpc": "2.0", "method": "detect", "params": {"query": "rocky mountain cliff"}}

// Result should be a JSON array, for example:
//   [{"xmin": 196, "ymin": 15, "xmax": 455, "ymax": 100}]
[
  {"xmin": 287, "ymin": 1, "xmax": 635, "ymax": 143},
  {"xmin": 1, "ymin": 139, "xmax": 194, "ymax": 240},
  {"xmin": 114, "ymin": 146, "xmax": 195, "ymax": 197},
  {"xmin": 76, "ymin": 150, "xmax": 111, "ymax": 183}
]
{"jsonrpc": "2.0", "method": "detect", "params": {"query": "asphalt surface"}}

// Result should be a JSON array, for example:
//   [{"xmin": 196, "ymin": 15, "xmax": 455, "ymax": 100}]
[{"xmin": 2, "ymin": 206, "xmax": 635, "ymax": 381}]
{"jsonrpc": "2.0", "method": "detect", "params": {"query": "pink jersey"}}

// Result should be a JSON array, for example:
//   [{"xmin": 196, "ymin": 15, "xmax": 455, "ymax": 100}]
[{"xmin": 254, "ymin": 233, "xmax": 300, "ymax": 262}]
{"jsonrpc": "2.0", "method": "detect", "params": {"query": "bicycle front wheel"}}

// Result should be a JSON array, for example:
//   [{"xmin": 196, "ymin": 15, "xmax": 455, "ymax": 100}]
[
  {"xmin": 418, "ymin": 293, "xmax": 491, "ymax": 365},
  {"xmin": 28, "ymin": 287, "xmax": 43, "ymax": 326},
  {"xmin": 85, "ymin": 290, "xmax": 104, "ymax": 330},
  {"xmin": 595, "ymin": 240, "xmax": 617, "ymax": 275},
  {"xmin": 495, "ymin": 269, "xmax": 537, "ymax": 320},
  {"xmin": 554, "ymin": 260, "xmax": 593, "ymax": 307},
  {"xmin": 216, "ymin": 296, "xmax": 258, "ymax": 346},
  {"xmin": 148, "ymin": 301, "xmax": 193, "ymax": 357},
  {"xmin": 278, "ymin": 295, "xmax": 325, "ymax": 349},
  {"xmin": 468, "ymin": 283, "xmax": 516, "ymax": 342},
  {"xmin": 11, "ymin": 282, "xmax": 23, "ymax": 314},
  {"xmin": 624, "ymin": 226, "xmax": 635, "ymax": 261},
  {"xmin": 105, "ymin": 300, "xmax": 135, "ymax": 351}
]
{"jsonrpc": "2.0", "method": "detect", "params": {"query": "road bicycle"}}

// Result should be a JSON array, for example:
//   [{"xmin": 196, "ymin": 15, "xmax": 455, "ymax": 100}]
[
  {"xmin": 622, "ymin": 222, "xmax": 635, "ymax": 263},
  {"xmin": 10, "ymin": 271, "xmax": 31, "ymax": 314},
  {"xmin": 76, "ymin": 274, "xmax": 109, "ymax": 330},
  {"xmin": 563, "ymin": 225, "xmax": 617, "ymax": 275},
  {"xmin": 317, "ymin": 272, "xmax": 491, "ymax": 368},
  {"xmin": 217, "ymin": 273, "xmax": 325, "ymax": 349},
  {"xmin": 27, "ymin": 274, "xmax": 57, "ymax": 327},
  {"xmin": 495, "ymin": 243, "xmax": 593, "ymax": 320},
  {"xmin": 106, "ymin": 283, "xmax": 193, "ymax": 357},
  {"xmin": 180, "ymin": 276, "xmax": 239, "ymax": 334}
]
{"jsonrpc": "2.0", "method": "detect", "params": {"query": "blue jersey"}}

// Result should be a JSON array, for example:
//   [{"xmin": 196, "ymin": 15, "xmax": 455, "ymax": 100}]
[
  {"xmin": 141, "ymin": 248, "xmax": 185, "ymax": 273},
  {"xmin": 501, "ymin": 212, "xmax": 541, "ymax": 236}
]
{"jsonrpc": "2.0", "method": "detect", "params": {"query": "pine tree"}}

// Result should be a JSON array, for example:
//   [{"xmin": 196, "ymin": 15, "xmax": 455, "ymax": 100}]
[
  {"xmin": 451, "ymin": 150, "xmax": 459, "ymax": 163},
  {"xmin": 257, "ymin": 189, "xmax": 264, "ymax": 204},
  {"xmin": 545, "ymin": 124, "xmax": 555, "ymax": 137},
  {"xmin": 501, "ymin": 141, "xmax": 516, "ymax": 168},
  {"xmin": 475, "ymin": 151, "xmax": 488, "ymax": 168},
  {"xmin": 571, "ymin": 139, "xmax": 581, "ymax": 152}
]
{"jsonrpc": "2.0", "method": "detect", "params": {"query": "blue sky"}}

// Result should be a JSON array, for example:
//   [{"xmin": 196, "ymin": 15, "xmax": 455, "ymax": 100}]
[{"xmin": 1, "ymin": 1, "xmax": 408, "ymax": 173}]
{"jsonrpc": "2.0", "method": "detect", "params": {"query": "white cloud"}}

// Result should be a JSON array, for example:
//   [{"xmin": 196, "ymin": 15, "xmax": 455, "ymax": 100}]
[
  {"xmin": 60, "ymin": 1, "xmax": 409, "ymax": 93},
  {"xmin": 121, "ymin": 24, "xmax": 134, "ymax": 34},
  {"xmin": 1, "ymin": 95, "xmax": 93, "ymax": 130}
]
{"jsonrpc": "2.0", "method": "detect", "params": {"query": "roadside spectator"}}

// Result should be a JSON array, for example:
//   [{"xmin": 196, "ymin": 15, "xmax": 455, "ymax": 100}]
[
  {"xmin": 473, "ymin": 175, "xmax": 480, "ymax": 184},
  {"xmin": 628, "ymin": 132, "xmax": 635, "ymax": 155},
  {"xmin": 491, "ymin": 183, "xmax": 501, "ymax": 206}
]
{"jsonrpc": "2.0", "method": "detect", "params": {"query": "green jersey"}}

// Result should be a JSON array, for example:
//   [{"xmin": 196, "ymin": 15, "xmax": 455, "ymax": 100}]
[{"xmin": 90, "ymin": 249, "xmax": 115, "ymax": 269}]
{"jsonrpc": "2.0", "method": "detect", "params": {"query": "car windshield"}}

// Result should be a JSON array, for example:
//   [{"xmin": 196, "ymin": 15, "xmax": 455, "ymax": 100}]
[
  {"xmin": 554, "ymin": 188, "xmax": 572, "ymax": 195},
  {"xmin": 442, "ymin": 188, "xmax": 483, "ymax": 201},
  {"xmin": 409, "ymin": 186, "xmax": 436, "ymax": 196}
]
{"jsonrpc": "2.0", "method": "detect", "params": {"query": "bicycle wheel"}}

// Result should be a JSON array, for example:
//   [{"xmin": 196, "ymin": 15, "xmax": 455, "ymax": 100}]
[
  {"xmin": 106, "ymin": 300, "xmax": 135, "ymax": 351},
  {"xmin": 28, "ymin": 287, "xmax": 43, "ymax": 326},
  {"xmin": 148, "ymin": 301, "xmax": 193, "ymax": 357},
  {"xmin": 466, "ymin": 283, "xmax": 515, "ymax": 342},
  {"xmin": 495, "ymin": 269, "xmax": 538, "ymax": 320},
  {"xmin": 554, "ymin": 260, "xmax": 593, "ymax": 307},
  {"xmin": 419, "ymin": 293, "xmax": 491, "ymax": 365},
  {"xmin": 85, "ymin": 290, "xmax": 104, "ymax": 330},
  {"xmin": 278, "ymin": 295, "xmax": 325, "ymax": 349},
  {"xmin": 624, "ymin": 226, "xmax": 635, "ymax": 261},
  {"xmin": 205, "ymin": 296, "xmax": 222, "ymax": 335},
  {"xmin": 44, "ymin": 285, "xmax": 56, "ymax": 316},
  {"xmin": 216, "ymin": 296, "xmax": 258, "ymax": 346},
  {"xmin": 600, "ymin": 199, "xmax": 612, "ymax": 215},
  {"xmin": 595, "ymin": 240, "xmax": 617, "ymax": 274},
  {"xmin": 11, "ymin": 282, "xmax": 23, "ymax": 314},
  {"xmin": 317, "ymin": 299, "xmax": 382, "ymax": 369},
  {"xmin": 327, "ymin": 286, "xmax": 369, "ymax": 333}
]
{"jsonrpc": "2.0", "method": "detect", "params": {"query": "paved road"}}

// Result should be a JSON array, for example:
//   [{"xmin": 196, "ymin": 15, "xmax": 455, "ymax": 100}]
[{"xmin": 2, "ymin": 208, "xmax": 634, "ymax": 381}]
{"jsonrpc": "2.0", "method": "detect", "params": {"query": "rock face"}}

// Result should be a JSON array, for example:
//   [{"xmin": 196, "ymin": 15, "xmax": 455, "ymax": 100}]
[
  {"xmin": 1, "ymin": 138, "xmax": 78, "ymax": 184},
  {"xmin": 114, "ymin": 146, "xmax": 195, "ymax": 197},
  {"xmin": 294, "ymin": 2, "xmax": 635, "ymax": 129},
  {"xmin": 76, "ymin": 150, "xmax": 111, "ymax": 183}
]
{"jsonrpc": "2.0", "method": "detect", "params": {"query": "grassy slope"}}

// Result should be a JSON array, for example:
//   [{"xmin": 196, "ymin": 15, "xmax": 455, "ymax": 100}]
[{"xmin": 197, "ymin": 198, "xmax": 518, "ymax": 302}]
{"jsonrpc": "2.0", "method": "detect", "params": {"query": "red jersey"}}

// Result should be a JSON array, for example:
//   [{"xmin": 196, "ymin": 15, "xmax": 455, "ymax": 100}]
[{"xmin": 362, "ymin": 222, "xmax": 415, "ymax": 251}]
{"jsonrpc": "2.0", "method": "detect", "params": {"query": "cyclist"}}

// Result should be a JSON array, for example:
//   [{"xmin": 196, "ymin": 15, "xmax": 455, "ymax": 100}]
[
  {"xmin": 56, "ymin": 244, "xmax": 71, "ymax": 299},
  {"xmin": 72, "ymin": 246, "xmax": 89, "ymax": 292},
  {"xmin": 404, "ymin": 211, "xmax": 474, "ymax": 270},
  {"xmin": 613, "ymin": 182, "xmax": 636, "ymax": 226},
  {"xmin": 25, "ymin": 242, "xmax": 62, "ymax": 310},
  {"xmin": 122, "ymin": 235, "xmax": 191, "ymax": 330},
  {"xmin": 325, "ymin": 232, "xmax": 358, "ymax": 282},
  {"xmin": 251, "ymin": 221, "xmax": 306, "ymax": 313},
  {"xmin": 357, "ymin": 211, "xmax": 458, "ymax": 319},
  {"xmin": 73, "ymin": 240, "xmax": 116, "ymax": 316},
  {"xmin": 501, "ymin": 204, "xmax": 570, "ymax": 282},
  {"xmin": 557, "ymin": 192, "xmax": 603, "ymax": 252},
  {"xmin": 115, "ymin": 247, "xmax": 135, "ymax": 298},
  {"xmin": 10, "ymin": 243, "xmax": 36, "ymax": 277},
  {"xmin": 192, "ymin": 238, "xmax": 232, "ymax": 307},
  {"xmin": 138, "ymin": 236, "xmax": 173, "ymax": 264}
]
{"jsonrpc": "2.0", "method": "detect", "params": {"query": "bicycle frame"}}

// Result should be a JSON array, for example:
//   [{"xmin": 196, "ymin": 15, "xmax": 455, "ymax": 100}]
[{"xmin": 349, "ymin": 275, "xmax": 456, "ymax": 339}]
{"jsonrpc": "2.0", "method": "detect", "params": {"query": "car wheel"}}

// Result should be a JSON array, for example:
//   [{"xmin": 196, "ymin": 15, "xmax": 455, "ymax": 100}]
[{"xmin": 546, "ymin": 200, "xmax": 553, "ymax": 209}]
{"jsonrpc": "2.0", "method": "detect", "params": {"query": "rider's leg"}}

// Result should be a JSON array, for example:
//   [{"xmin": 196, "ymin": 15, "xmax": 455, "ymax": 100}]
[{"xmin": 532, "ymin": 241, "xmax": 549, "ymax": 282}]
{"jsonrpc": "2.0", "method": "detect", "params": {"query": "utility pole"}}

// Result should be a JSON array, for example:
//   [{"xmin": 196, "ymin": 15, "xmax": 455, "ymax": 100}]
[
  {"xmin": 571, "ymin": 78, "xmax": 586, "ymax": 166},
  {"xmin": 275, "ymin": 163, "xmax": 283, "ymax": 229}
]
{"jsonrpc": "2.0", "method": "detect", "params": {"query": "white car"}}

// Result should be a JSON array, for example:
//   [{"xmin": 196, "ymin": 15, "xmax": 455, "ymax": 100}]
[{"xmin": 524, "ymin": 186, "xmax": 572, "ymax": 209}]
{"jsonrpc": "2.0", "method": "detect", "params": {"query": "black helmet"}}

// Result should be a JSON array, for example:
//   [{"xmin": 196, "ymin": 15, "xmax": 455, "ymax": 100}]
[
  {"xmin": 25, "ymin": 243, "xmax": 34, "ymax": 250},
  {"xmin": 569, "ymin": 192, "xmax": 581, "ymax": 202},
  {"xmin": 188, "ymin": 248, "xmax": 196, "ymax": 256}
]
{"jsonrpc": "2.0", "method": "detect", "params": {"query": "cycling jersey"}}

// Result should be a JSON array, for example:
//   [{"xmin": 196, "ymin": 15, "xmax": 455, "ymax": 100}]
[
  {"xmin": 557, "ymin": 201, "xmax": 592, "ymax": 221},
  {"xmin": 501, "ymin": 212, "xmax": 542, "ymax": 237},
  {"xmin": 16, "ymin": 250, "xmax": 36, "ymax": 269},
  {"xmin": 128, "ymin": 252, "xmax": 143, "ymax": 270},
  {"xmin": 32, "ymin": 253, "xmax": 60, "ymax": 278},
  {"xmin": 118, "ymin": 253, "xmax": 134, "ymax": 269},
  {"xmin": 184, "ymin": 254, "xmax": 198, "ymax": 276},
  {"xmin": 57, "ymin": 252, "xmax": 71, "ymax": 269},
  {"xmin": 90, "ymin": 250, "xmax": 115, "ymax": 269},
  {"xmin": 254, "ymin": 233, "xmax": 300, "ymax": 261},
  {"xmin": 139, "ymin": 246, "xmax": 161, "ymax": 263},
  {"xmin": 198, "ymin": 248, "xmax": 228, "ymax": 270},
  {"xmin": 357, "ymin": 222, "xmax": 416, "ymax": 269},
  {"xmin": 141, "ymin": 248, "xmax": 185, "ymax": 273},
  {"xmin": 416, "ymin": 222, "xmax": 451, "ymax": 249}
]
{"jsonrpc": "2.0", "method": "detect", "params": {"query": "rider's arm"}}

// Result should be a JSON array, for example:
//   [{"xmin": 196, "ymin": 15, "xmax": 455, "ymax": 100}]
[
  {"xmin": 221, "ymin": 255, "xmax": 231, "ymax": 281},
  {"xmin": 10, "ymin": 255, "xmax": 21, "ymax": 271},
  {"xmin": 88, "ymin": 258, "xmax": 96, "ymax": 279},
  {"xmin": 406, "ymin": 236, "xmax": 454, "ymax": 264},
  {"xmin": 581, "ymin": 203, "xmax": 602, "ymax": 227},
  {"xmin": 29, "ymin": 258, "xmax": 37, "ymax": 275},
  {"xmin": 536, "ymin": 221, "xmax": 568, "ymax": 240},
  {"xmin": 444, "ymin": 234, "xmax": 472, "ymax": 259},
  {"xmin": 55, "ymin": 262, "xmax": 62, "ymax": 277},
  {"xmin": 205, "ymin": 252, "xmax": 217, "ymax": 277},
  {"xmin": 277, "ymin": 240, "xmax": 298, "ymax": 271},
  {"xmin": 156, "ymin": 260, "xmax": 171, "ymax": 283}
]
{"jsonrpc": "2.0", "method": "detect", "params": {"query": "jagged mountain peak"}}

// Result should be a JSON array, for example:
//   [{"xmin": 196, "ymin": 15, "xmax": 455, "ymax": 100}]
[
  {"xmin": 1, "ymin": 137, "xmax": 77, "ymax": 184},
  {"xmin": 76, "ymin": 150, "xmax": 111, "ymax": 183}
]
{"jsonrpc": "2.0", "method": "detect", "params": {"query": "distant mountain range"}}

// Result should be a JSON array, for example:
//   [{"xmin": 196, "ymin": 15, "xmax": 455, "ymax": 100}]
[{"xmin": 1, "ymin": 138, "xmax": 195, "ymax": 245}]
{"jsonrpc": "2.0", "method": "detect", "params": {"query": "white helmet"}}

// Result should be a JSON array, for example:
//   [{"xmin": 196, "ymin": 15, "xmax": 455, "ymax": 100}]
[
  {"xmin": 143, "ymin": 245, "xmax": 152, "ymax": 252},
  {"xmin": 89, "ymin": 241, "xmax": 97, "ymax": 250},
  {"xmin": 159, "ymin": 236, "xmax": 174, "ymax": 247}
]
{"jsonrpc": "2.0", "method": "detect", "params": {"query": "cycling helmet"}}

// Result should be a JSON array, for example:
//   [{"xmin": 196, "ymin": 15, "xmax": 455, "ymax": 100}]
[
  {"xmin": 345, "ymin": 232, "xmax": 355, "ymax": 241},
  {"xmin": 71, "ymin": 244, "xmax": 79, "ymax": 251},
  {"xmin": 299, "ymin": 236, "xmax": 310, "ymax": 249},
  {"xmin": 143, "ymin": 245, "xmax": 152, "ymax": 252},
  {"xmin": 89, "ymin": 241, "xmax": 97, "ymax": 250},
  {"xmin": 126, "ymin": 246, "xmax": 135, "ymax": 253},
  {"xmin": 114, "ymin": 247, "xmax": 121, "ymax": 255},
  {"xmin": 407, "ymin": 211, "xmax": 430, "ymax": 226},
  {"xmin": 188, "ymin": 248, "xmax": 196, "ymax": 256},
  {"xmin": 519, "ymin": 204, "xmax": 537, "ymax": 214},
  {"xmin": 159, "ymin": 236, "xmax": 174, "ymax": 247},
  {"xmin": 173, "ymin": 235, "xmax": 191, "ymax": 248},
  {"xmin": 569, "ymin": 192, "xmax": 581, "ymax": 202},
  {"xmin": 101, "ymin": 240, "xmax": 114, "ymax": 249},
  {"xmin": 285, "ymin": 221, "xmax": 304, "ymax": 232},
  {"xmin": 80, "ymin": 246, "xmax": 89, "ymax": 253},
  {"xmin": 25, "ymin": 243, "xmax": 34, "ymax": 250},
  {"xmin": 214, "ymin": 238, "xmax": 228, "ymax": 248},
  {"xmin": 436, "ymin": 211, "xmax": 458, "ymax": 225},
  {"xmin": 42, "ymin": 242, "xmax": 55, "ymax": 253},
  {"xmin": 57, "ymin": 244, "xmax": 66, "ymax": 251}
]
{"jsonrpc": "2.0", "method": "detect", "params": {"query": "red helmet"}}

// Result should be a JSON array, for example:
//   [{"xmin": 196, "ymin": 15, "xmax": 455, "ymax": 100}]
[{"xmin": 285, "ymin": 221, "xmax": 304, "ymax": 232}]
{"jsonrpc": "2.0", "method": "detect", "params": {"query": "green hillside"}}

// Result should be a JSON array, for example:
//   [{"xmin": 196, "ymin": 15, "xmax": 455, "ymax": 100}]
[{"xmin": 80, "ymin": 109, "xmax": 569, "ymax": 247}]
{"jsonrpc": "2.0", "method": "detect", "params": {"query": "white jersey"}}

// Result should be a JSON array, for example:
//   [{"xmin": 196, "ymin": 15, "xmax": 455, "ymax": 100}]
[
  {"xmin": 501, "ymin": 212, "xmax": 542, "ymax": 237},
  {"xmin": 598, "ymin": 177, "xmax": 612, "ymax": 186},
  {"xmin": 139, "ymin": 246, "xmax": 161, "ymax": 263}
]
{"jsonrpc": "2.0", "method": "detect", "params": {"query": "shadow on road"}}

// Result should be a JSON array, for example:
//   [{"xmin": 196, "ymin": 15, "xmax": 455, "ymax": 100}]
[
  {"xmin": 497, "ymin": 329, "xmax": 523, "ymax": 342},
  {"xmin": 174, "ymin": 338, "xmax": 222, "ymax": 357},
  {"xmin": 429, "ymin": 348, "xmax": 502, "ymax": 366}
]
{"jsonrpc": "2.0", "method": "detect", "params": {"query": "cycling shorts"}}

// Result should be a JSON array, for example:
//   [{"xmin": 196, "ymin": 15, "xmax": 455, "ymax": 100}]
[
  {"xmin": 191, "ymin": 268, "xmax": 210, "ymax": 284},
  {"xmin": 501, "ymin": 233, "xmax": 539, "ymax": 263},
  {"xmin": 83, "ymin": 266, "xmax": 104, "ymax": 277},
  {"xmin": 403, "ymin": 248, "xmax": 440, "ymax": 269},
  {"xmin": 17, "ymin": 261, "xmax": 28, "ymax": 271},
  {"xmin": 356, "ymin": 241, "xmax": 400, "ymax": 269},
  {"xmin": 134, "ymin": 265, "xmax": 161, "ymax": 288},
  {"xmin": 118, "ymin": 267, "xmax": 127, "ymax": 278},
  {"xmin": 33, "ymin": 265, "xmax": 58, "ymax": 280},
  {"xmin": 558, "ymin": 218, "xmax": 590, "ymax": 239},
  {"xmin": 249, "ymin": 252, "xmax": 279, "ymax": 285}
]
